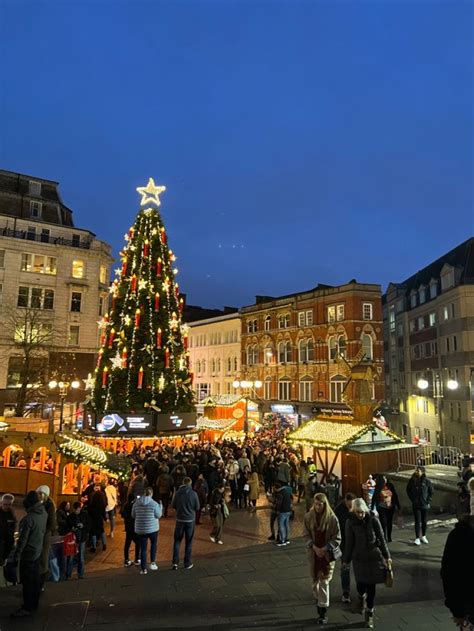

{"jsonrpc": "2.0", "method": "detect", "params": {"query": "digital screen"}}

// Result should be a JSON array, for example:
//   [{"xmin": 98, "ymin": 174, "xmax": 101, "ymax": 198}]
[
  {"xmin": 96, "ymin": 412, "xmax": 155, "ymax": 434},
  {"xmin": 155, "ymin": 412, "xmax": 197, "ymax": 432}
]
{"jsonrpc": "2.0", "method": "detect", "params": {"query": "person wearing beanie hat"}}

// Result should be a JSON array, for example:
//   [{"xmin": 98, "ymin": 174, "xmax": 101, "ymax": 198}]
[
  {"xmin": 8, "ymin": 490, "xmax": 47, "ymax": 618},
  {"xmin": 36, "ymin": 485, "xmax": 57, "ymax": 588}
]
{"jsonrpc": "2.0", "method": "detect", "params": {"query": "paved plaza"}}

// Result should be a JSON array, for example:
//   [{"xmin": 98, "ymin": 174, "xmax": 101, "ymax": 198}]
[{"xmin": 0, "ymin": 496, "xmax": 457, "ymax": 631}]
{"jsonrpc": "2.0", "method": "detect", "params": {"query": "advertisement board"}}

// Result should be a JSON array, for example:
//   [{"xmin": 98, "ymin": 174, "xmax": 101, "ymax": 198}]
[
  {"xmin": 96, "ymin": 412, "xmax": 155, "ymax": 434},
  {"xmin": 155, "ymin": 412, "xmax": 197, "ymax": 432}
]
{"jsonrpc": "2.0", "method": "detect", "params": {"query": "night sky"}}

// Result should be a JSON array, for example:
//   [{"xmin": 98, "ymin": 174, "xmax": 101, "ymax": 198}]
[{"xmin": 1, "ymin": 1, "xmax": 472, "ymax": 308}]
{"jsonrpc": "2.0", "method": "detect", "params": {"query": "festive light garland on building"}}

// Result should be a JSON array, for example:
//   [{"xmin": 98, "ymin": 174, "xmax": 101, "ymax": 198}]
[{"xmin": 56, "ymin": 434, "xmax": 131, "ymax": 481}]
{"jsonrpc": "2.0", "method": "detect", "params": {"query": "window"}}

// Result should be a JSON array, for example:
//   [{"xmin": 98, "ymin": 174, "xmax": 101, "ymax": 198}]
[
  {"xmin": 233, "ymin": 357, "xmax": 238, "ymax": 372},
  {"xmin": 72, "ymin": 234, "xmax": 81, "ymax": 247},
  {"xmin": 264, "ymin": 379, "xmax": 272, "ymax": 400},
  {"xmin": 361, "ymin": 334, "xmax": 373, "ymax": 359},
  {"xmin": 389, "ymin": 306, "xmax": 395, "ymax": 331},
  {"xmin": 418, "ymin": 316, "xmax": 425, "ymax": 330},
  {"xmin": 337, "ymin": 305, "xmax": 345, "ymax": 321},
  {"xmin": 307, "ymin": 339, "xmax": 314, "ymax": 361},
  {"xmin": 0, "ymin": 249, "xmax": 5, "ymax": 268},
  {"xmin": 41, "ymin": 228, "xmax": 50, "ymax": 243},
  {"xmin": 430, "ymin": 281, "xmax": 437, "ymax": 299},
  {"xmin": 429, "ymin": 312, "xmax": 436, "ymax": 327},
  {"xmin": 441, "ymin": 268, "xmax": 455, "ymax": 291},
  {"xmin": 72, "ymin": 260, "xmax": 85, "ymax": 279},
  {"xmin": 99, "ymin": 265, "xmax": 108, "ymax": 284},
  {"xmin": 363, "ymin": 303, "xmax": 373, "ymax": 320},
  {"xmin": 17, "ymin": 286, "xmax": 54, "ymax": 309},
  {"xmin": 278, "ymin": 314, "xmax": 290, "ymax": 329},
  {"xmin": 453, "ymin": 335, "xmax": 458, "ymax": 351},
  {"xmin": 43, "ymin": 289, "xmax": 54, "ymax": 310},
  {"xmin": 71, "ymin": 292, "xmax": 82, "ymax": 312},
  {"xmin": 246, "ymin": 344, "xmax": 258, "ymax": 365},
  {"xmin": 327, "ymin": 306, "xmax": 336, "ymax": 323},
  {"xmin": 264, "ymin": 315, "xmax": 271, "ymax": 331},
  {"xmin": 29, "ymin": 180, "xmax": 41, "ymax": 196},
  {"xmin": 338, "ymin": 335, "xmax": 347, "ymax": 358},
  {"xmin": 330, "ymin": 376, "xmax": 346, "ymax": 403},
  {"xmin": 26, "ymin": 226, "xmax": 36, "ymax": 241},
  {"xmin": 99, "ymin": 294, "xmax": 108, "ymax": 316},
  {"xmin": 299, "ymin": 379, "xmax": 312, "ymax": 402},
  {"xmin": 29, "ymin": 201, "xmax": 42, "ymax": 218},
  {"xmin": 409, "ymin": 319, "xmax": 416, "ymax": 333},
  {"xmin": 69, "ymin": 326, "xmax": 80, "ymax": 346},
  {"xmin": 419, "ymin": 287, "xmax": 426, "ymax": 304},
  {"xmin": 30, "ymin": 288, "xmax": 42, "ymax": 309},
  {"xmin": 410, "ymin": 292, "xmax": 417, "ymax": 308},
  {"xmin": 328, "ymin": 336, "xmax": 338, "ymax": 360},
  {"xmin": 278, "ymin": 379, "xmax": 291, "ymax": 401},
  {"xmin": 20, "ymin": 253, "xmax": 56, "ymax": 275},
  {"xmin": 264, "ymin": 346, "xmax": 274, "ymax": 365},
  {"xmin": 278, "ymin": 341, "xmax": 292, "ymax": 363},
  {"xmin": 397, "ymin": 323, "xmax": 403, "ymax": 337},
  {"xmin": 298, "ymin": 311, "xmax": 305, "ymax": 327},
  {"xmin": 306, "ymin": 310, "xmax": 313, "ymax": 325},
  {"xmin": 17, "ymin": 286, "xmax": 29, "ymax": 307}
]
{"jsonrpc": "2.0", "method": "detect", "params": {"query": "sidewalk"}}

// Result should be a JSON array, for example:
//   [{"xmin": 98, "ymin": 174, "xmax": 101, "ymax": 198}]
[{"xmin": 0, "ymin": 498, "xmax": 458, "ymax": 631}]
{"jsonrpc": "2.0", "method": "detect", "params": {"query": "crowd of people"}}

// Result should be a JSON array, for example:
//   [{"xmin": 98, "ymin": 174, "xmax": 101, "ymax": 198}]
[{"xmin": 1, "ymin": 433, "xmax": 473, "ymax": 629}]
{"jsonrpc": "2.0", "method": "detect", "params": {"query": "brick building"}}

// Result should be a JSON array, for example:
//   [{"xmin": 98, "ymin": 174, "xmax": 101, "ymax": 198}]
[
  {"xmin": 383, "ymin": 237, "xmax": 474, "ymax": 451},
  {"xmin": 240, "ymin": 281, "xmax": 384, "ymax": 422},
  {"xmin": 0, "ymin": 169, "xmax": 113, "ymax": 421}
]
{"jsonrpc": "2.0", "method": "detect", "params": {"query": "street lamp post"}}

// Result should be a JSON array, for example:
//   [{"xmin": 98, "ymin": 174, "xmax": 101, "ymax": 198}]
[
  {"xmin": 48, "ymin": 379, "xmax": 80, "ymax": 432},
  {"xmin": 232, "ymin": 379, "xmax": 262, "ymax": 435}
]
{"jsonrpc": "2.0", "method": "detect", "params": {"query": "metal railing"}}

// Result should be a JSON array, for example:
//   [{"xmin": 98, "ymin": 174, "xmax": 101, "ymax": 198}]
[
  {"xmin": 0, "ymin": 227, "xmax": 92, "ymax": 249},
  {"xmin": 398, "ymin": 445, "xmax": 463, "ymax": 470}
]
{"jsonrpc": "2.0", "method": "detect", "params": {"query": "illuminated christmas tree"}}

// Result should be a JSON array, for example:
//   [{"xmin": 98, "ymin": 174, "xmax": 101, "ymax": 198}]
[{"xmin": 91, "ymin": 178, "xmax": 194, "ymax": 414}]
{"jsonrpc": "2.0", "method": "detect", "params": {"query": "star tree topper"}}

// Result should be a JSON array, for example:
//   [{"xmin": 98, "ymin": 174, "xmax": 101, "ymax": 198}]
[{"xmin": 136, "ymin": 178, "xmax": 166, "ymax": 207}]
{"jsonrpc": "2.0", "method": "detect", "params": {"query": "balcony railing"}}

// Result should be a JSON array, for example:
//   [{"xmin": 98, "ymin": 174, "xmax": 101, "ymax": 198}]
[{"xmin": 1, "ymin": 227, "xmax": 92, "ymax": 249}]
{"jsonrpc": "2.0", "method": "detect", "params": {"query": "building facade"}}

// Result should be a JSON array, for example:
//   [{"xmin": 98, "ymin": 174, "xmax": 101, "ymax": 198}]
[
  {"xmin": 239, "ymin": 281, "xmax": 384, "ymax": 422},
  {"xmin": 0, "ymin": 169, "xmax": 113, "ymax": 419},
  {"xmin": 383, "ymin": 237, "xmax": 474, "ymax": 451},
  {"xmin": 188, "ymin": 313, "xmax": 241, "ymax": 401}
]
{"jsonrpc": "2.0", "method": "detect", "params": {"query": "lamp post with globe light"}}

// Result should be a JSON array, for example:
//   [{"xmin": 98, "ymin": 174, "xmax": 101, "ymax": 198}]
[
  {"xmin": 232, "ymin": 379, "xmax": 262, "ymax": 435},
  {"xmin": 48, "ymin": 379, "xmax": 81, "ymax": 432}
]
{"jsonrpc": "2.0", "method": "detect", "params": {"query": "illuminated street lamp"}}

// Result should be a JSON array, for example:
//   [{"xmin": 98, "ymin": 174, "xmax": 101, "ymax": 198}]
[
  {"xmin": 417, "ymin": 378, "xmax": 429, "ymax": 390},
  {"xmin": 446, "ymin": 379, "xmax": 459, "ymax": 390},
  {"xmin": 48, "ymin": 379, "xmax": 80, "ymax": 431},
  {"xmin": 232, "ymin": 379, "xmax": 262, "ymax": 434}
]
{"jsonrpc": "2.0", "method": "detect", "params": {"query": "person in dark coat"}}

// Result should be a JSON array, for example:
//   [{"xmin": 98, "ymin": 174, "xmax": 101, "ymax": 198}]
[
  {"xmin": 36, "ymin": 485, "xmax": 57, "ymax": 589},
  {"xmin": 65, "ymin": 501, "xmax": 91, "ymax": 579},
  {"xmin": 121, "ymin": 498, "xmax": 140, "ymax": 566},
  {"xmin": 371, "ymin": 475, "xmax": 400, "ymax": 543},
  {"xmin": 193, "ymin": 474, "xmax": 209, "ymax": 525},
  {"xmin": 406, "ymin": 466, "xmax": 433, "ymax": 546},
  {"xmin": 343, "ymin": 498, "xmax": 391, "ymax": 629},
  {"xmin": 335, "ymin": 492, "xmax": 356, "ymax": 603},
  {"xmin": 144, "ymin": 457, "xmax": 160, "ymax": 487},
  {"xmin": 8, "ymin": 491, "xmax": 47, "ymax": 618},
  {"xmin": 441, "ymin": 515, "xmax": 474, "ymax": 629},
  {"xmin": 155, "ymin": 466, "xmax": 173, "ymax": 518},
  {"xmin": 88, "ymin": 484, "xmax": 107, "ymax": 552},
  {"xmin": 56, "ymin": 501, "xmax": 71, "ymax": 536},
  {"xmin": 0, "ymin": 493, "xmax": 17, "ymax": 566}
]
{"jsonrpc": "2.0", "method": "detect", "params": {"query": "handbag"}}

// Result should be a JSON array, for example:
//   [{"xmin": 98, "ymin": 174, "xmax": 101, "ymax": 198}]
[
  {"xmin": 223, "ymin": 502, "xmax": 230, "ymax": 519},
  {"xmin": 328, "ymin": 542, "xmax": 342, "ymax": 561},
  {"xmin": 63, "ymin": 532, "xmax": 78, "ymax": 557}
]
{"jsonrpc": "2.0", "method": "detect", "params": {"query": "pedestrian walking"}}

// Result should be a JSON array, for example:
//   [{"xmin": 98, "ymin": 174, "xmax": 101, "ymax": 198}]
[
  {"xmin": 64, "ymin": 501, "xmax": 90, "ymax": 579},
  {"xmin": 132, "ymin": 487, "xmax": 162, "ymax": 574},
  {"xmin": 275, "ymin": 480, "xmax": 293, "ymax": 546},
  {"xmin": 0, "ymin": 493, "xmax": 17, "ymax": 570},
  {"xmin": 36, "ymin": 485, "xmax": 57, "ymax": 589},
  {"xmin": 121, "ymin": 498, "xmax": 140, "ymax": 567},
  {"xmin": 171, "ymin": 477, "xmax": 200, "ymax": 569},
  {"xmin": 193, "ymin": 473, "xmax": 208, "ymax": 524},
  {"xmin": 406, "ymin": 466, "xmax": 433, "ymax": 545},
  {"xmin": 441, "ymin": 514, "xmax": 474, "ymax": 629},
  {"xmin": 343, "ymin": 498, "xmax": 392, "ymax": 629},
  {"xmin": 209, "ymin": 481, "xmax": 226, "ymax": 544},
  {"xmin": 297, "ymin": 460, "xmax": 309, "ymax": 502},
  {"xmin": 335, "ymin": 492, "xmax": 356, "ymax": 603},
  {"xmin": 227, "ymin": 456, "xmax": 240, "ymax": 507},
  {"xmin": 88, "ymin": 483, "xmax": 107, "ymax": 552},
  {"xmin": 155, "ymin": 465, "xmax": 172, "ymax": 517},
  {"xmin": 7, "ymin": 491, "xmax": 47, "ymax": 619},
  {"xmin": 267, "ymin": 488, "xmax": 279, "ymax": 542},
  {"xmin": 248, "ymin": 467, "xmax": 259, "ymax": 511},
  {"xmin": 303, "ymin": 493, "xmax": 342, "ymax": 625},
  {"xmin": 105, "ymin": 479, "xmax": 117, "ymax": 538},
  {"xmin": 371, "ymin": 475, "xmax": 400, "ymax": 542}
]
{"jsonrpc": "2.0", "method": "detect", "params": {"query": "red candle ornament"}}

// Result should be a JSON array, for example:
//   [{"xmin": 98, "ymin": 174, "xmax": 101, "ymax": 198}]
[
  {"xmin": 179, "ymin": 297, "xmax": 184, "ymax": 314},
  {"xmin": 97, "ymin": 349, "xmax": 104, "ymax": 368},
  {"xmin": 131, "ymin": 275, "xmax": 137, "ymax": 292},
  {"xmin": 160, "ymin": 227, "xmax": 166, "ymax": 245},
  {"xmin": 135, "ymin": 308, "xmax": 141, "ymax": 328},
  {"xmin": 129, "ymin": 227, "xmax": 134, "ymax": 239},
  {"xmin": 121, "ymin": 257, "xmax": 128, "ymax": 276},
  {"xmin": 137, "ymin": 366, "xmax": 144, "ymax": 389},
  {"xmin": 100, "ymin": 332, "xmax": 106, "ymax": 347},
  {"xmin": 144, "ymin": 239, "xmax": 150, "ymax": 257},
  {"xmin": 108, "ymin": 328, "xmax": 116, "ymax": 348},
  {"xmin": 122, "ymin": 347, "xmax": 128, "ymax": 368},
  {"xmin": 165, "ymin": 347, "xmax": 170, "ymax": 368},
  {"xmin": 156, "ymin": 328, "xmax": 162, "ymax": 348},
  {"xmin": 154, "ymin": 292, "xmax": 160, "ymax": 312},
  {"xmin": 156, "ymin": 258, "xmax": 162, "ymax": 277},
  {"xmin": 102, "ymin": 366, "xmax": 109, "ymax": 388}
]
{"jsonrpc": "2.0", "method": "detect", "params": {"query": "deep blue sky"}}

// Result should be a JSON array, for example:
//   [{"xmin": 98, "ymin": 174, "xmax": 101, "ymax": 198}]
[{"xmin": 1, "ymin": 0, "xmax": 472, "ymax": 308}]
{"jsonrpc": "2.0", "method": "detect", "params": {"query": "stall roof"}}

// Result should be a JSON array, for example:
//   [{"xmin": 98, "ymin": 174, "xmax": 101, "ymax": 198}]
[
  {"xmin": 287, "ymin": 419, "xmax": 405, "ymax": 451},
  {"xmin": 197, "ymin": 417, "xmax": 238, "ymax": 431},
  {"xmin": 201, "ymin": 394, "xmax": 245, "ymax": 407}
]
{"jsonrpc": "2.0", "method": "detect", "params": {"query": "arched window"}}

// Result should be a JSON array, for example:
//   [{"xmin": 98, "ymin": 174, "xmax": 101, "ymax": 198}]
[
  {"xmin": 246, "ymin": 345, "xmax": 258, "ymax": 365},
  {"xmin": 278, "ymin": 341, "xmax": 292, "ymax": 363},
  {"xmin": 328, "ymin": 336, "xmax": 337, "ymax": 360},
  {"xmin": 307, "ymin": 339, "xmax": 315, "ymax": 361},
  {"xmin": 217, "ymin": 358, "xmax": 221, "ymax": 373},
  {"xmin": 362, "ymin": 333, "xmax": 373, "ymax": 360},
  {"xmin": 196, "ymin": 360, "xmax": 201, "ymax": 374},
  {"xmin": 330, "ymin": 375, "xmax": 346, "ymax": 403},
  {"xmin": 338, "ymin": 336, "xmax": 347, "ymax": 358},
  {"xmin": 201, "ymin": 359, "xmax": 206, "ymax": 373},
  {"xmin": 264, "ymin": 345, "xmax": 274, "ymax": 365},
  {"xmin": 233, "ymin": 356, "xmax": 238, "ymax": 372},
  {"xmin": 226, "ymin": 357, "xmax": 232, "ymax": 373},
  {"xmin": 264, "ymin": 316, "xmax": 271, "ymax": 331},
  {"xmin": 2, "ymin": 445, "xmax": 25, "ymax": 468},
  {"xmin": 299, "ymin": 339, "xmax": 308, "ymax": 363},
  {"xmin": 278, "ymin": 378, "xmax": 291, "ymax": 401}
]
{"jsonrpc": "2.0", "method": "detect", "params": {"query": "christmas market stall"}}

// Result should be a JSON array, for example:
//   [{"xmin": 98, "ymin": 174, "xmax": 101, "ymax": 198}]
[
  {"xmin": 287, "ymin": 419, "xmax": 414, "ymax": 495},
  {"xmin": 198, "ymin": 394, "xmax": 261, "ymax": 440}
]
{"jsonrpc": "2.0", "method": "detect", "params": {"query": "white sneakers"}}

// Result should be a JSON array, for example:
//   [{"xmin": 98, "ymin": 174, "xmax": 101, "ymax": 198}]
[
  {"xmin": 150, "ymin": 562, "xmax": 158, "ymax": 570},
  {"xmin": 421, "ymin": 536, "xmax": 429, "ymax": 544},
  {"xmin": 414, "ymin": 538, "xmax": 421, "ymax": 546},
  {"xmin": 415, "ymin": 536, "xmax": 429, "ymax": 546}
]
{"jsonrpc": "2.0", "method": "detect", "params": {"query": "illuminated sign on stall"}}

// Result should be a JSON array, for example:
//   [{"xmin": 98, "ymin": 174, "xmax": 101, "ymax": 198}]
[
  {"xmin": 271, "ymin": 404, "xmax": 295, "ymax": 414},
  {"xmin": 155, "ymin": 412, "xmax": 197, "ymax": 432},
  {"xmin": 96, "ymin": 412, "xmax": 154, "ymax": 434}
]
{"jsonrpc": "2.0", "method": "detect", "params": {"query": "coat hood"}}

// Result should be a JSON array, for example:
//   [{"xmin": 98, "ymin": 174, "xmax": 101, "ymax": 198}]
[
  {"xmin": 28, "ymin": 501, "xmax": 46, "ymax": 515},
  {"xmin": 137, "ymin": 495, "xmax": 153, "ymax": 505}
]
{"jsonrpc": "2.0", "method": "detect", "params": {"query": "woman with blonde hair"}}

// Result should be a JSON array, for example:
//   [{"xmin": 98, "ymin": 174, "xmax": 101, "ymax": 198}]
[{"xmin": 303, "ymin": 492, "xmax": 342, "ymax": 625}]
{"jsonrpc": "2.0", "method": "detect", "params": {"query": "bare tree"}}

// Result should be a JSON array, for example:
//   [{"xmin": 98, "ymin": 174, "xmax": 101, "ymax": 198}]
[{"xmin": 0, "ymin": 303, "xmax": 64, "ymax": 416}]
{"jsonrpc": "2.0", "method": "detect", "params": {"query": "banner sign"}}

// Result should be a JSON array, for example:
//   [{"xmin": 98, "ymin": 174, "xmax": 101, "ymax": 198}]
[
  {"xmin": 96, "ymin": 412, "xmax": 155, "ymax": 434},
  {"xmin": 155, "ymin": 412, "xmax": 197, "ymax": 432},
  {"xmin": 271, "ymin": 404, "xmax": 295, "ymax": 414}
]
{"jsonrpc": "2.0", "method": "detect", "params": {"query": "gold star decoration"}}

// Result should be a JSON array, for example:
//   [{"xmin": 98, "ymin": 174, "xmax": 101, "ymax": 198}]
[
  {"xmin": 138, "ymin": 279, "xmax": 148, "ymax": 291},
  {"xmin": 136, "ymin": 178, "xmax": 166, "ymax": 207}
]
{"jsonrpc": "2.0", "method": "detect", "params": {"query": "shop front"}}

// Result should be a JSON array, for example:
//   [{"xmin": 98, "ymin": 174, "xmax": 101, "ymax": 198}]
[{"xmin": 263, "ymin": 403, "xmax": 299, "ymax": 430}]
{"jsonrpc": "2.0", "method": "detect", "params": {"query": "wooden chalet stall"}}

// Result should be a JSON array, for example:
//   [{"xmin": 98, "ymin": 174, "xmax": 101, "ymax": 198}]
[
  {"xmin": 0, "ymin": 428, "xmax": 130, "ymax": 504},
  {"xmin": 288, "ymin": 419, "xmax": 413, "ymax": 496},
  {"xmin": 198, "ymin": 394, "xmax": 261, "ymax": 440}
]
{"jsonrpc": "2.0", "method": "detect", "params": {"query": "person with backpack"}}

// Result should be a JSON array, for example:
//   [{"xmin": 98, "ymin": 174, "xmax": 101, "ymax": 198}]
[{"xmin": 343, "ymin": 498, "xmax": 391, "ymax": 629}]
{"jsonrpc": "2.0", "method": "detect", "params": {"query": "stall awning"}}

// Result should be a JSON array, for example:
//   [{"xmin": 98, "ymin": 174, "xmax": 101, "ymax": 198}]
[
  {"xmin": 200, "ymin": 394, "xmax": 244, "ymax": 407},
  {"xmin": 196, "ymin": 417, "xmax": 238, "ymax": 431}
]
